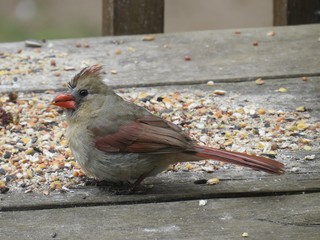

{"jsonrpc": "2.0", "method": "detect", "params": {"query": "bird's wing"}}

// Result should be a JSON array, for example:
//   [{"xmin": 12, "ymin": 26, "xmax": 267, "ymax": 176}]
[{"xmin": 90, "ymin": 115, "xmax": 194, "ymax": 154}]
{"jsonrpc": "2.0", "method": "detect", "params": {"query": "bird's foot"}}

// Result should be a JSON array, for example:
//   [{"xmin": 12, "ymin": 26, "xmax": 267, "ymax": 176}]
[
  {"xmin": 111, "ymin": 185, "xmax": 147, "ymax": 195},
  {"xmin": 83, "ymin": 176, "xmax": 149, "ymax": 195},
  {"xmin": 84, "ymin": 178, "xmax": 106, "ymax": 186}
]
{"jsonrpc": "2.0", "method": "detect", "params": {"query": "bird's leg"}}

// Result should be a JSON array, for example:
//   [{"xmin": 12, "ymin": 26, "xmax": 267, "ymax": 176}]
[{"xmin": 127, "ymin": 169, "xmax": 155, "ymax": 194}]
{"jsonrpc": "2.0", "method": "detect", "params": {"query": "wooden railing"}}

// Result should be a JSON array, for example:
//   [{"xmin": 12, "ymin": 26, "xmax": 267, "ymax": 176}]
[
  {"xmin": 102, "ymin": 0, "xmax": 320, "ymax": 36},
  {"xmin": 102, "ymin": 0, "xmax": 164, "ymax": 36}
]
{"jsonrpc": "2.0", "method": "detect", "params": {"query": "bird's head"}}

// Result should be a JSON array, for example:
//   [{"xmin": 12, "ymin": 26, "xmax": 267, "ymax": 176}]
[{"xmin": 51, "ymin": 64, "xmax": 114, "ymax": 114}]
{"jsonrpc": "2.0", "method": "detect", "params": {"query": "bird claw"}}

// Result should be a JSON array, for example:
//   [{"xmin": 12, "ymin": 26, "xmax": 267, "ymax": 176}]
[{"xmin": 83, "ymin": 176, "xmax": 147, "ymax": 194}]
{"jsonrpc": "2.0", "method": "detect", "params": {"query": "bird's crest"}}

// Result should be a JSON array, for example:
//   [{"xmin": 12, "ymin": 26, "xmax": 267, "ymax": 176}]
[{"xmin": 68, "ymin": 64, "xmax": 103, "ymax": 89}]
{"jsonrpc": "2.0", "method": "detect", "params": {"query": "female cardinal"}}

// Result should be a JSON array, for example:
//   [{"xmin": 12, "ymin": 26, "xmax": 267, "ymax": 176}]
[{"xmin": 52, "ymin": 64, "xmax": 284, "ymax": 192}]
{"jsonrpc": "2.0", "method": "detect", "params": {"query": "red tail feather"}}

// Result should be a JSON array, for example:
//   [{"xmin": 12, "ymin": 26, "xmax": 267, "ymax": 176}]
[{"xmin": 194, "ymin": 146, "xmax": 284, "ymax": 174}]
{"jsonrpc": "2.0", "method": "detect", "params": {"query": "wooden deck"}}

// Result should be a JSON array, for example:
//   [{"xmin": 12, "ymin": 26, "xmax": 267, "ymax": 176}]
[{"xmin": 0, "ymin": 24, "xmax": 319, "ymax": 240}]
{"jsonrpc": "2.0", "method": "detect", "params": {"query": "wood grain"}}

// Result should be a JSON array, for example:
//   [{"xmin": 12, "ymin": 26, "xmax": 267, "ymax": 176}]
[
  {"xmin": 1, "ymin": 24, "xmax": 319, "ymax": 93},
  {"xmin": 1, "ymin": 193, "xmax": 319, "ymax": 240}
]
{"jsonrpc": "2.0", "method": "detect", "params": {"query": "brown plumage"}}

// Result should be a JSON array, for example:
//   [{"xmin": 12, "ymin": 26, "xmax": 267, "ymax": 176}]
[{"xmin": 52, "ymin": 64, "xmax": 285, "ymax": 192}]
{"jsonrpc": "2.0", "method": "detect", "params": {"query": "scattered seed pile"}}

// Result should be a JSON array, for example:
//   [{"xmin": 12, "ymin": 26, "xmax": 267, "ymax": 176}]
[{"xmin": 0, "ymin": 87, "xmax": 319, "ymax": 195}]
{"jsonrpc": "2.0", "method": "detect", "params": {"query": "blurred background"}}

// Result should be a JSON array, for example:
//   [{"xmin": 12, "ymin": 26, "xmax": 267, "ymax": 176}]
[{"xmin": 0, "ymin": 0, "xmax": 272, "ymax": 42}]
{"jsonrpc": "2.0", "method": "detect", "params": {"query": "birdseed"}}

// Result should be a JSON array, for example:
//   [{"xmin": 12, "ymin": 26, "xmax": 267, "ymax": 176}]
[{"xmin": 0, "ymin": 86, "xmax": 319, "ymax": 194}]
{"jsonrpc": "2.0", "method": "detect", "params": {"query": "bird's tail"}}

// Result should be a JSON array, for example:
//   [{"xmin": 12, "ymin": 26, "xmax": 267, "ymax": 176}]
[{"xmin": 194, "ymin": 146, "xmax": 284, "ymax": 175}]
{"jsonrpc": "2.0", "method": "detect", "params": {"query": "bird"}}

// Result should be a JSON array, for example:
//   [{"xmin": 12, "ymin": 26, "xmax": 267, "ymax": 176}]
[{"xmin": 52, "ymin": 64, "xmax": 284, "ymax": 192}]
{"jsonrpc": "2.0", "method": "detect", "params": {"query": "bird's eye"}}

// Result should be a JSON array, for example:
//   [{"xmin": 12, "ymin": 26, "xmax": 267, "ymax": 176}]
[{"xmin": 79, "ymin": 89, "xmax": 88, "ymax": 97}]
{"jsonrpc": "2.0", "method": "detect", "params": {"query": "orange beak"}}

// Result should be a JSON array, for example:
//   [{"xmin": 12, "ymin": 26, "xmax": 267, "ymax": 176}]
[{"xmin": 51, "ymin": 93, "xmax": 76, "ymax": 109}]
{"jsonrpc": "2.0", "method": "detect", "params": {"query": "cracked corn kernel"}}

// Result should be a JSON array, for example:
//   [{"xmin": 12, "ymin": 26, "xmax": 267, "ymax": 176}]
[
  {"xmin": 207, "ymin": 178, "xmax": 220, "ymax": 185},
  {"xmin": 255, "ymin": 78, "xmax": 264, "ymax": 85},
  {"xmin": 142, "ymin": 35, "xmax": 155, "ymax": 41},
  {"xmin": 214, "ymin": 111, "xmax": 223, "ymax": 118},
  {"xmin": 277, "ymin": 87, "xmax": 288, "ymax": 93},
  {"xmin": 50, "ymin": 181, "xmax": 62, "ymax": 190},
  {"xmin": 73, "ymin": 170, "xmax": 80, "ymax": 177},
  {"xmin": 224, "ymin": 140, "xmax": 233, "ymax": 146},
  {"xmin": 296, "ymin": 106, "xmax": 306, "ymax": 112},
  {"xmin": 185, "ymin": 163, "xmax": 193, "ymax": 170},
  {"xmin": 256, "ymin": 142, "xmax": 265, "ymax": 150},
  {"xmin": 300, "ymin": 138, "xmax": 311, "ymax": 144},
  {"xmin": 0, "ymin": 180, "xmax": 6, "ymax": 188},
  {"xmin": 25, "ymin": 148, "xmax": 34, "ymax": 155},
  {"xmin": 115, "ymin": 49, "xmax": 122, "ymax": 55},
  {"xmin": 225, "ymin": 131, "xmax": 232, "ymax": 138},
  {"xmin": 257, "ymin": 108, "xmax": 266, "ymax": 115},
  {"xmin": 303, "ymin": 146, "xmax": 312, "ymax": 151},
  {"xmin": 207, "ymin": 81, "xmax": 214, "ymax": 86},
  {"xmin": 297, "ymin": 122, "xmax": 308, "ymax": 130},
  {"xmin": 22, "ymin": 137, "xmax": 30, "ymax": 145},
  {"xmin": 267, "ymin": 31, "xmax": 276, "ymax": 36}
]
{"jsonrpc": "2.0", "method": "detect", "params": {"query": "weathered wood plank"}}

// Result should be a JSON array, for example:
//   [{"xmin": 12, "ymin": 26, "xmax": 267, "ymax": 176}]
[
  {"xmin": 102, "ymin": 0, "xmax": 164, "ymax": 36},
  {"xmin": 0, "ymin": 24, "xmax": 319, "ymax": 92},
  {"xmin": 1, "ymin": 171, "xmax": 319, "ymax": 212},
  {"xmin": 180, "ymin": 77, "xmax": 320, "ymax": 120},
  {"xmin": 1, "ymin": 193, "xmax": 319, "ymax": 240},
  {"xmin": 0, "ymin": 77, "xmax": 319, "ymax": 210}
]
